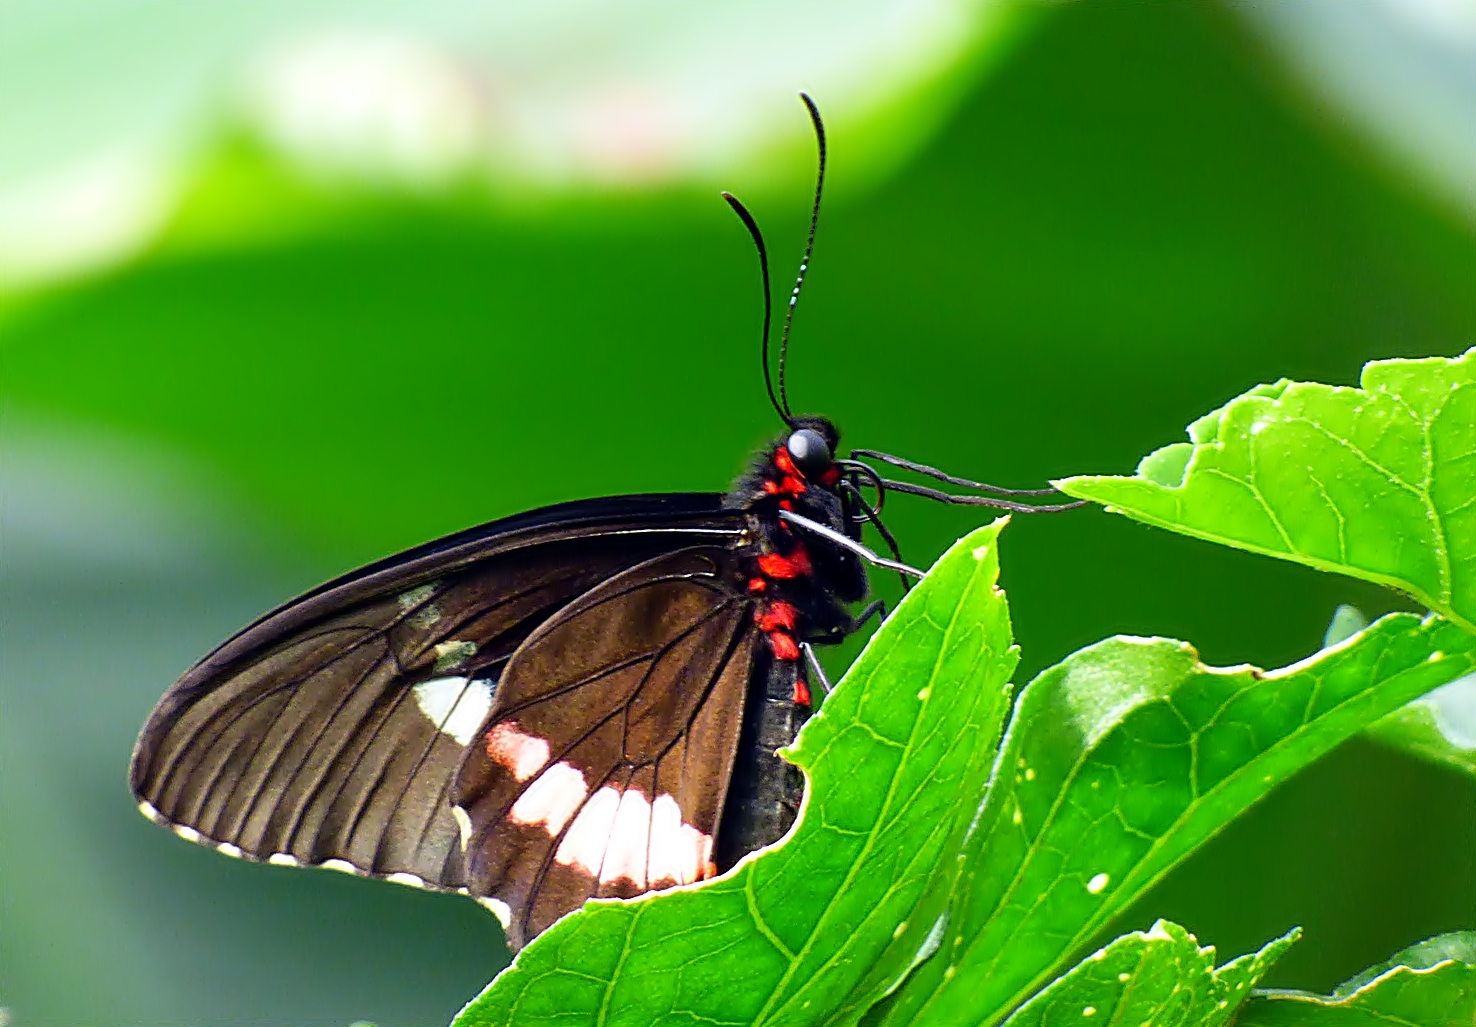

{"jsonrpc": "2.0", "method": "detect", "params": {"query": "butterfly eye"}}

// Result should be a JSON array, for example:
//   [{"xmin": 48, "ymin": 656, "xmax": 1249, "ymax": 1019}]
[{"xmin": 786, "ymin": 428, "xmax": 832, "ymax": 478}]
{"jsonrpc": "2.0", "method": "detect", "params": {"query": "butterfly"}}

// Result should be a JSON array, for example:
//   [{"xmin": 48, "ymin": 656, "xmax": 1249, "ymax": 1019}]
[{"xmin": 129, "ymin": 94, "xmax": 1081, "ymax": 951}]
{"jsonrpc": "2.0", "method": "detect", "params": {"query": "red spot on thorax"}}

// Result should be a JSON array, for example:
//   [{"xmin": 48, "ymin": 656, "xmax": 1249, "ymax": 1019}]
[
  {"xmin": 793, "ymin": 676, "xmax": 812, "ymax": 707},
  {"xmin": 819, "ymin": 466, "xmax": 841, "ymax": 486},
  {"xmin": 768, "ymin": 631, "xmax": 800, "ymax": 661},
  {"xmin": 774, "ymin": 448, "xmax": 799, "ymax": 476},
  {"xmin": 757, "ymin": 546, "xmax": 811, "ymax": 579},
  {"xmin": 747, "ymin": 577, "xmax": 768, "ymax": 593},
  {"xmin": 755, "ymin": 601, "xmax": 798, "ymax": 632}
]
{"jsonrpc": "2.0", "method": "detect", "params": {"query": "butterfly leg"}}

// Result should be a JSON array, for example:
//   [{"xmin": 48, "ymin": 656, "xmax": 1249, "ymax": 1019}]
[
  {"xmin": 800, "ymin": 642, "xmax": 832, "ymax": 697},
  {"xmin": 776, "ymin": 510, "xmax": 924, "ymax": 578},
  {"xmin": 848, "ymin": 598, "xmax": 886, "ymax": 633},
  {"xmin": 803, "ymin": 598, "xmax": 886, "ymax": 647}
]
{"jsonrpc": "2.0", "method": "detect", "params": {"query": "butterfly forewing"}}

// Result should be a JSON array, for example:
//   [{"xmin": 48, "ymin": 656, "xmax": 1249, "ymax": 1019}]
[
  {"xmin": 454, "ymin": 547, "xmax": 756, "ymax": 948},
  {"xmin": 130, "ymin": 495, "xmax": 746, "ymax": 904}
]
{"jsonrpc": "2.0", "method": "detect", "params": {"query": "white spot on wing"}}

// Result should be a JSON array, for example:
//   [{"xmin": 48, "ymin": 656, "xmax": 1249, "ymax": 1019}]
[
  {"xmin": 414, "ymin": 676, "xmax": 494, "ymax": 746},
  {"xmin": 555, "ymin": 786, "xmax": 622, "ymax": 875},
  {"xmin": 479, "ymin": 896, "xmax": 512, "ymax": 929},
  {"xmin": 321, "ymin": 859, "xmax": 359, "ymax": 875},
  {"xmin": 647, "ymin": 793, "xmax": 712, "ymax": 887},
  {"xmin": 216, "ymin": 842, "xmax": 243, "ymax": 859},
  {"xmin": 599, "ymin": 789, "xmax": 652, "ymax": 890},
  {"xmin": 452, "ymin": 805, "xmax": 473, "ymax": 848},
  {"xmin": 138, "ymin": 800, "xmax": 162, "ymax": 823},
  {"xmin": 268, "ymin": 852, "xmax": 300, "ymax": 867},
  {"xmin": 173, "ymin": 824, "xmax": 202, "ymax": 844},
  {"xmin": 510, "ymin": 762, "xmax": 587, "ymax": 835},
  {"xmin": 386, "ymin": 871, "xmax": 427, "ymax": 889},
  {"xmin": 485, "ymin": 722, "xmax": 550, "ymax": 781}
]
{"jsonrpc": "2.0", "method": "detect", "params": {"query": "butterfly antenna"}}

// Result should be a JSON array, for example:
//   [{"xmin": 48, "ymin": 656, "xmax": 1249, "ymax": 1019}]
[
  {"xmin": 778, "ymin": 91, "xmax": 826, "ymax": 421},
  {"xmin": 723, "ymin": 191, "xmax": 789, "ymax": 427}
]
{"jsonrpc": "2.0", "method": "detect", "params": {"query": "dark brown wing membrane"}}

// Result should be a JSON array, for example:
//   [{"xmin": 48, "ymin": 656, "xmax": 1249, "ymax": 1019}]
[
  {"xmin": 455, "ymin": 546, "xmax": 756, "ymax": 949},
  {"xmin": 130, "ymin": 494, "xmax": 742, "ymax": 899}
]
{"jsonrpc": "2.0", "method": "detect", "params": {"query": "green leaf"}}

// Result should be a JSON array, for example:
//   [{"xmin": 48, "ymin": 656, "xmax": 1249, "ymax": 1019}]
[
  {"xmin": 1234, "ymin": 932, "xmax": 1476, "ymax": 1026},
  {"xmin": 999, "ymin": 920, "xmax": 1296, "ymax": 1027},
  {"xmin": 454, "ymin": 519, "xmax": 1019, "ymax": 1027},
  {"xmin": 1056, "ymin": 349, "xmax": 1476, "ymax": 632},
  {"xmin": 1363, "ymin": 693, "xmax": 1476, "ymax": 773},
  {"xmin": 867, "ymin": 612, "xmax": 1476, "ymax": 1027},
  {"xmin": 1323, "ymin": 604, "xmax": 1476, "ymax": 777},
  {"xmin": 1368, "ymin": 694, "xmax": 1476, "ymax": 776}
]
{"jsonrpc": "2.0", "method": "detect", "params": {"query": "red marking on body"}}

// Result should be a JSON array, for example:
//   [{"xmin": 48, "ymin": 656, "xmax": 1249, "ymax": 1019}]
[
  {"xmin": 778, "ymin": 499, "xmax": 793, "ymax": 511},
  {"xmin": 768, "ymin": 631, "xmax": 800, "ymax": 661},
  {"xmin": 774, "ymin": 448, "xmax": 799, "ymax": 476},
  {"xmin": 820, "ymin": 466, "xmax": 841, "ymax": 486},
  {"xmin": 755, "ymin": 601, "xmax": 798, "ymax": 631},
  {"xmin": 793, "ymin": 676, "xmax": 812, "ymax": 707},
  {"xmin": 780, "ymin": 475, "xmax": 806, "ymax": 494},
  {"xmin": 762, "ymin": 480, "xmax": 781, "ymax": 495},
  {"xmin": 757, "ymin": 546, "xmax": 811, "ymax": 579},
  {"xmin": 747, "ymin": 577, "xmax": 767, "ymax": 593}
]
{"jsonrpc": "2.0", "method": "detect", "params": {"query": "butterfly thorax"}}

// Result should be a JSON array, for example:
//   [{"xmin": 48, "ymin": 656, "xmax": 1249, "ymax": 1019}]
[{"xmin": 723, "ymin": 417, "xmax": 868, "ymax": 708}]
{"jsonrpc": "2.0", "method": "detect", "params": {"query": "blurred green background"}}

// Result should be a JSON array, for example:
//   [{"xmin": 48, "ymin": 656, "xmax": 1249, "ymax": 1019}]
[{"xmin": 2, "ymin": 2, "xmax": 1474, "ymax": 1025}]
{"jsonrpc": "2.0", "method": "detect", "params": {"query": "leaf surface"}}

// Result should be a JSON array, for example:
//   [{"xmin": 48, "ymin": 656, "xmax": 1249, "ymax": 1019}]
[
  {"xmin": 868, "ymin": 613, "xmax": 1476, "ymax": 1027},
  {"xmin": 454, "ymin": 520, "xmax": 1019, "ymax": 1027},
  {"xmin": 1056, "ymin": 349, "xmax": 1476, "ymax": 632},
  {"xmin": 1235, "ymin": 932, "xmax": 1476, "ymax": 1026},
  {"xmin": 1000, "ymin": 920, "xmax": 1295, "ymax": 1027}
]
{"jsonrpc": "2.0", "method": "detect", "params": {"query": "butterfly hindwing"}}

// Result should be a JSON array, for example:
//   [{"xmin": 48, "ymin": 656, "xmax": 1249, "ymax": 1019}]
[
  {"xmin": 130, "ymin": 495, "xmax": 745, "ymax": 901},
  {"xmin": 454, "ymin": 546, "xmax": 757, "ymax": 948}
]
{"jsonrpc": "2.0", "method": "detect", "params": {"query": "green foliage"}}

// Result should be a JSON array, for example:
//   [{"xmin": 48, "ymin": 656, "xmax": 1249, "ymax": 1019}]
[
  {"xmin": 1235, "ymin": 932, "xmax": 1476, "ymax": 1026},
  {"xmin": 455, "ymin": 520, "xmax": 1019, "ymax": 1027},
  {"xmin": 1056, "ymin": 350, "xmax": 1476, "ymax": 632},
  {"xmin": 1368, "ymin": 702, "xmax": 1476, "ymax": 776},
  {"xmin": 1324, "ymin": 603, "xmax": 1476, "ymax": 775},
  {"xmin": 1000, "ymin": 920, "xmax": 1296, "ymax": 1027},
  {"xmin": 1060, "ymin": 356, "xmax": 1476, "ymax": 779},
  {"xmin": 867, "ymin": 613, "xmax": 1474, "ymax": 1027}
]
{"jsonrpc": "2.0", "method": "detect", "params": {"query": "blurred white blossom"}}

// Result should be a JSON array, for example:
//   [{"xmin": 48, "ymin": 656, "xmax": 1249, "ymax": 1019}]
[
  {"xmin": 1237, "ymin": 0, "xmax": 1476, "ymax": 221},
  {"xmin": 0, "ymin": 0, "xmax": 1008, "ymax": 289}
]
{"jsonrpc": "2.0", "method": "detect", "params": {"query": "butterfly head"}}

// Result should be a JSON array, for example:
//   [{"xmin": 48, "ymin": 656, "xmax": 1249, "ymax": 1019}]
[{"xmin": 784, "ymin": 416, "xmax": 839, "ymax": 483}]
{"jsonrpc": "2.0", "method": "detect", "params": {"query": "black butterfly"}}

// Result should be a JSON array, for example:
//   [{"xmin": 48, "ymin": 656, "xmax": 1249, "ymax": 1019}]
[{"xmin": 130, "ymin": 95, "xmax": 1081, "ymax": 951}]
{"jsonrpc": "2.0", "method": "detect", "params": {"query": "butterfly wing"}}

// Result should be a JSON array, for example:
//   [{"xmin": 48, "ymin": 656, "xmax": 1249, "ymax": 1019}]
[
  {"xmin": 130, "ymin": 494, "xmax": 744, "ymax": 900},
  {"xmin": 454, "ymin": 546, "xmax": 756, "ymax": 948}
]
